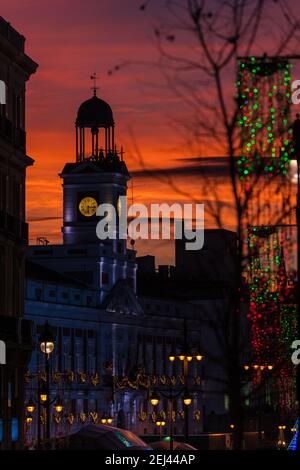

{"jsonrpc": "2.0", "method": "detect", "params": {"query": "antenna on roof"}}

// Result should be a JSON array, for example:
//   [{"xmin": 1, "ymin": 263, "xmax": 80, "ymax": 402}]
[{"xmin": 90, "ymin": 72, "xmax": 99, "ymax": 96}]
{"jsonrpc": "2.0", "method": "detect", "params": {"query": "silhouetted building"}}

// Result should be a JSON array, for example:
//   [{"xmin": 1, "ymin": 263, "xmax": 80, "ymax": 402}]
[
  {"xmin": 24, "ymin": 91, "xmax": 206, "ymax": 444},
  {"xmin": 175, "ymin": 229, "xmax": 237, "ymax": 285},
  {"xmin": 0, "ymin": 17, "xmax": 37, "ymax": 449},
  {"xmin": 27, "ymin": 92, "xmax": 136, "ymax": 304},
  {"xmin": 137, "ymin": 229, "xmax": 237, "ymax": 301}
]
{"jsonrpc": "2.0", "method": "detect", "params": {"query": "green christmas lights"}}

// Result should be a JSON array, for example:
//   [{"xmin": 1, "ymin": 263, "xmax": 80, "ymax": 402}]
[{"xmin": 237, "ymin": 56, "xmax": 293, "ymax": 181}]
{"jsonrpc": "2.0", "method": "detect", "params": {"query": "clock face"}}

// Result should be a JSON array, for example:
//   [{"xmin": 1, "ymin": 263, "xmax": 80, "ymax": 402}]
[{"xmin": 79, "ymin": 197, "xmax": 98, "ymax": 217}]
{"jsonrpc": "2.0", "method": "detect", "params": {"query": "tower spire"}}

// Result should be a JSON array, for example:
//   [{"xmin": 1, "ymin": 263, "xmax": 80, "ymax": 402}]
[{"xmin": 90, "ymin": 72, "xmax": 99, "ymax": 96}]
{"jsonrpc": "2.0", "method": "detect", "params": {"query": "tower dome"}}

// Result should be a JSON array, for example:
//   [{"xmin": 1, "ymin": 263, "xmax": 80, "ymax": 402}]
[
  {"xmin": 75, "ymin": 91, "xmax": 116, "ymax": 162},
  {"xmin": 76, "ymin": 95, "xmax": 114, "ymax": 128}
]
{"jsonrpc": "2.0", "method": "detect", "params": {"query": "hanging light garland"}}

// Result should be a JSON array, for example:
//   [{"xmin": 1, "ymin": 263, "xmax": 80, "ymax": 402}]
[
  {"xmin": 236, "ymin": 56, "xmax": 293, "ymax": 183},
  {"xmin": 247, "ymin": 227, "xmax": 296, "ymax": 396}
]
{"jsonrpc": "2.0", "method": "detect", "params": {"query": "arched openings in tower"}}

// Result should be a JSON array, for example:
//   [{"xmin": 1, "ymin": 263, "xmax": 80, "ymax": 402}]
[{"xmin": 76, "ymin": 123, "xmax": 115, "ymax": 162}]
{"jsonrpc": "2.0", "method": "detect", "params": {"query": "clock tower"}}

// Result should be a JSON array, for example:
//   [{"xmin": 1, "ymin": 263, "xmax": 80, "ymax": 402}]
[
  {"xmin": 60, "ymin": 90, "xmax": 129, "ymax": 247},
  {"xmin": 28, "ymin": 88, "xmax": 137, "ymax": 301}
]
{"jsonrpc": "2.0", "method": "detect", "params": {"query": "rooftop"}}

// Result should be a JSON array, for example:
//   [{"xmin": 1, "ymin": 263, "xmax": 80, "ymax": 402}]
[
  {"xmin": 26, "ymin": 259, "xmax": 89, "ymax": 289},
  {"xmin": 0, "ymin": 16, "xmax": 25, "ymax": 51}
]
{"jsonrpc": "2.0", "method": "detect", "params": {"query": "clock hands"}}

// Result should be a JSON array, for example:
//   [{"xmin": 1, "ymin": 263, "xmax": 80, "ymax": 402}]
[{"xmin": 79, "ymin": 197, "xmax": 97, "ymax": 216}]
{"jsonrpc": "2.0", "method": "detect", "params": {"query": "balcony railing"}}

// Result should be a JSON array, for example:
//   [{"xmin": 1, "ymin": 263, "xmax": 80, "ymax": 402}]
[
  {"xmin": 0, "ymin": 16, "xmax": 25, "ymax": 51},
  {"xmin": 0, "ymin": 316, "xmax": 33, "ymax": 346},
  {"xmin": 0, "ymin": 115, "xmax": 26, "ymax": 150},
  {"xmin": 0, "ymin": 210, "xmax": 28, "ymax": 243}
]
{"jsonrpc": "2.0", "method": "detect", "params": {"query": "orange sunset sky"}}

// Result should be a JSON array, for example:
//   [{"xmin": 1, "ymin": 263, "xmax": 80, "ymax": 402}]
[{"xmin": 2, "ymin": 0, "xmax": 300, "ymax": 265}]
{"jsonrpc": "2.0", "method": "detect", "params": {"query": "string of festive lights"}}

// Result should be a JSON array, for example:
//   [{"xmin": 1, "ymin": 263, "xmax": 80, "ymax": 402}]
[
  {"xmin": 247, "ymin": 227, "xmax": 296, "ymax": 404},
  {"xmin": 237, "ymin": 56, "xmax": 293, "ymax": 182}
]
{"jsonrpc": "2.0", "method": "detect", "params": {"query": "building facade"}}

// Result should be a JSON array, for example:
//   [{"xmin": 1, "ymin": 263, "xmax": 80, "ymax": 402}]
[
  {"xmin": 0, "ymin": 17, "xmax": 37, "ymax": 448},
  {"xmin": 24, "ymin": 265, "xmax": 206, "ymax": 443},
  {"xmin": 23, "ymin": 90, "xmax": 212, "ymax": 445}
]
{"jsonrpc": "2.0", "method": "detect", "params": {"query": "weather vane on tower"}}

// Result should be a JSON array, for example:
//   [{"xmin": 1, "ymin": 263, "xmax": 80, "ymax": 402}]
[{"xmin": 90, "ymin": 72, "xmax": 99, "ymax": 96}]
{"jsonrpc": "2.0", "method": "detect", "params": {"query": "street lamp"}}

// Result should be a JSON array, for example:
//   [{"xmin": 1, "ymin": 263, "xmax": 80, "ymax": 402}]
[
  {"xmin": 150, "ymin": 391, "xmax": 160, "ymax": 407},
  {"xmin": 54, "ymin": 397, "xmax": 64, "ymax": 414},
  {"xmin": 150, "ymin": 388, "xmax": 188, "ymax": 451},
  {"xmin": 156, "ymin": 419, "xmax": 166, "ymax": 440},
  {"xmin": 107, "ymin": 415, "xmax": 113, "ymax": 425},
  {"xmin": 39, "ymin": 322, "xmax": 55, "ymax": 441},
  {"xmin": 278, "ymin": 425, "xmax": 287, "ymax": 449},
  {"xmin": 168, "ymin": 352, "xmax": 176, "ymax": 362},
  {"xmin": 169, "ymin": 352, "xmax": 203, "ymax": 363},
  {"xmin": 101, "ymin": 413, "xmax": 113, "ymax": 425},
  {"xmin": 39, "ymin": 322, "xmax": 55, "ymax": 356},
  {"xmin": 26, "ymin": 399, "xmax": 36, "ymax": 414},
  {"xmin": 168, "ymin": 318, "xmax": 203, "ymax": 442},
  {"xmin": 243, "ymin": 363, "xmax": 273, "ymax": 372},
  {"xmin": 183, "ymin": 391, "xmax": 192, "ymax": 407},
  {"xmin": 40, "ymin": 393, "xmax": 48, "ymax": 403},
  {"xmin": 243, "ymin": 363, "xmax": 274, "ymax": 442}
]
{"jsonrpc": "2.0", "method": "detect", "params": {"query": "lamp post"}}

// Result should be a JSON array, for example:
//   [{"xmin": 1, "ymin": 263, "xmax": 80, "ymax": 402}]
[
  {"xmin": 150, "ymin": 387, "xmax": 192, "ymax": 451},
  {"xmin": 243, "ymin": 363, "xmax": 273, "ymax": 442},
  {"xmin": 155, "ymin": 419, "xmax": 166, "ymax": 440},
  {"xmin": 101, "ymin": 413, "xmax": 113, "ymax": 425},
  {"xmin": 168, "ymin": 318, "xmax": 203, "ymax": 441},
  {"xmin": 278, "ymin": 425, "xmax": 286, "ymax": 450},
  {"xmin": 53, "ymin": 396, "xmax": 63, "ymax": 414},
  {"xmin": 39, "ymin": 321, "xmax": 55, "ymax": 441},
  {"xmin": 25, "ymin": 393, "xmax": 64, "ymax": 448}
]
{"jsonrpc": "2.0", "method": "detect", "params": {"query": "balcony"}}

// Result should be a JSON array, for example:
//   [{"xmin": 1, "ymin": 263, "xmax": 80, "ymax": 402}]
[
  {"xmin": 0, "ymin": 115, "xmax": 26, "ymax": 151},
  {"xmin": 0, "ymin": 16, "xmax": 25, "ymax": 51},
  {"xmin": 0, "ymin": 210, "xmax": 28, "ymax": 243},
  {"xmin": 0, "ymin": 316, "xmax": 33, "ymax": 366}
]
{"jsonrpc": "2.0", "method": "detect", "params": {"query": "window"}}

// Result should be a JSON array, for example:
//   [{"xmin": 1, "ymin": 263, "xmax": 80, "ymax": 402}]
[
  {"xmin": 102, "ymin": 272, "xmax": 109, "ymax": 284},
  {"xmin": 62, "ymin": 342, "xmax": 71, "ymax": 370},
  {"xmin": 34, "ymin": 249, "xmax": 53, "ymax": 255},
  {"xmin": 88, "ymin": 341, "xmax": 96, "ymax": 372},
  {"xmin": 224, "ymin": 394, "xmax": 230, "ymax": 411},
  {"xmin": 35, "ymin": 288, "xmax": 42, "ymax": 300},
  {"xmin": 0, "ymin": 80, "xmax": 6, "ymax": 117},
  {"xmin": 127, "ymin": 277, "xmax": 134, "ymax": 288},
  {"xmin": 0, "ymin": 170, "xmax": 6, "ymax": 211},
  {"xmin": 62, "ymin": 292, "xmax": 69, "ymax": 299},
  {"xmin": 12, "ymin": 93, "xmax": 22, "ymax": 129},
  {"xmin": 64, "ymin": 270, "xmax": 93, "ymax": 284},
  {"xmin": 49, "ymin": 290, "xmax": 55, "ymax": 297},
  {"xmin": 75, "ymin": 340, "xmax": 84, "ymax": 370}
]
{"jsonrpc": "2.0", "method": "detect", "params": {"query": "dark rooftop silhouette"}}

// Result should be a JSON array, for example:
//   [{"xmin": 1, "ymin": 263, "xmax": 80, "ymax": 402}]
[{"xmin": 76, "ymin": 95, "xmax": 114, "ymax": 128}]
